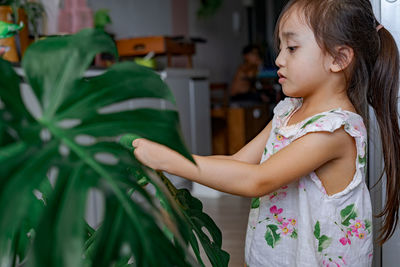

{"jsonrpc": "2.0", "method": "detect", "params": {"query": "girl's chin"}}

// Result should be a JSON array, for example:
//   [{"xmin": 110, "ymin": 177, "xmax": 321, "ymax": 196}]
[
  {"xmin": 282, "ymin": 89, "xmax": 299, "ymax": 98},
  {"xmin": 281, "ymin": 86, "xmax": 306, "ymax": 98}
]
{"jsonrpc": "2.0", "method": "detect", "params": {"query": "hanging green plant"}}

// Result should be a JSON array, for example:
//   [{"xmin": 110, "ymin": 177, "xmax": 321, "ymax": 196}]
[
  {"xmin": 0, "ymin": 0, "xmax": 44, "ymax": 37},
  {"xmin": 0, "ymin": 29, "xmax": 229, "ymax": 267},
  {"xmin": 94, "ymin": 8, "xmax": 112, "ymax": 31},
  {"xmin": 197, "ymin": 0, "xmax": 223, "ymax": 18}
]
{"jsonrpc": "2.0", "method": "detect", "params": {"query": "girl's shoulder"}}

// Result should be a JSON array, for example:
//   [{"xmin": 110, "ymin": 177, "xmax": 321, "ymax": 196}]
[{"xmin": 272, "ymin": 97, "xmax": 367, "ymax": 142}]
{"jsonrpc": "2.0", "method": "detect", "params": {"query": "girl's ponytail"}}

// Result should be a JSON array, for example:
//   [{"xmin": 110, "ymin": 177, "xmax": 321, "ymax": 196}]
[{"xmin": 368, "ymin": 27, "xmax": 400, "ymax": 244}]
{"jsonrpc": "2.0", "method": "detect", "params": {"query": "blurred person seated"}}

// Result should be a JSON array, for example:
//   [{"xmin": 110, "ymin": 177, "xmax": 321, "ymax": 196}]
[{"xmin": 230, "ymin": 44, "xmax": 282, "ymax": 106}]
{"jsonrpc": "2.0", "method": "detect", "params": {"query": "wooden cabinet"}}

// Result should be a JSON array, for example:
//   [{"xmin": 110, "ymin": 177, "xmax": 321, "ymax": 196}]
[
  {"xmin": 116, "ymin": 36, "xmax": 195, "ymax": 68},
  {"xmin": 212, "ymin": 104, "xmax": 270, "ymax": 155}
]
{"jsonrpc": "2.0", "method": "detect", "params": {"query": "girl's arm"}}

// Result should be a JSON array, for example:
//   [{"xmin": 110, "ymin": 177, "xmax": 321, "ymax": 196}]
[
  {"xmin": 209, "ymin": 121, "xmax": 272, "ymax": 163},
  {"xmin": 132, "ymin": 128, "xmax": 348, "ymax": 197}
]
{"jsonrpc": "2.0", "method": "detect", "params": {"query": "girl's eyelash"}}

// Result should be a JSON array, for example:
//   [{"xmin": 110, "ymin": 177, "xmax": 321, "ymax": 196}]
[{"xmin": 287, "ymin": 46, "xmax": 297, "ymax": 52}]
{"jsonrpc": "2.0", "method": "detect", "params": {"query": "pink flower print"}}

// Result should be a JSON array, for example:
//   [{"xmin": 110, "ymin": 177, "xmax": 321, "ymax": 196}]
[
  {"xmin": 339, "ymin": 237, "xmax": 350, "ymax": 246},
  {"xmin": 277, "ymin": 221, "xmax": 293, "ymax": 235},
  {"xmin": 269, "ymin": 191, "xmax": 287, "ymax": 203},
  {"xmin": 276, "ymin": 134, "xmax": 284, "ymax": 141},
  {"xmin": 355, "ymin": 229, "xmax": 367, "ymax": 240},
  {"xmin": 268, "ymin": 186, "xmax": 288, "ymax": 203},
  {"xmin": 369, "ymin": 253, "xmax": 373, "ymax": 260},
  {"xmin": 289, "ymin": 218, "xmax": 297, "ymax": 226},
  {"xmin": 339, "ymin": 231, "xmax": 352, "ymax": 246},
  {"xmin": 270, "ymin": 205, "xmax": 284, "ymax": 222},
  {"xmin": 350, "ymin": 219, "xmax": 365, "ymax": 233},
  {"xmin": 354, "ymin": 123, "xmax": 366, "ymax": 134},
  {"xmin": 323, "ymin": 262, "xmax": 341, "ymax": 267},
  {"xmin": 276, "ymin": 134, "xmax": 290, "ymax": 146},
  {"xmin": 315, "ymin": 123, "xmax": 323, "ymax": 128},
  {"xmin": 323, "ymin": 257, "xmax": 345, "ymax": 267},
  {"xmin": 273, "ymin": 144, "xmax": 281, "ymax": 150},
  {"xmin": 270, "ymin": 205, "xmax": 283, "ymax": 215}
]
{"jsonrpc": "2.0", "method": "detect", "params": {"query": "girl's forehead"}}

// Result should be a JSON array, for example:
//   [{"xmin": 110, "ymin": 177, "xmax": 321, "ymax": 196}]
[{"xmin": 278, "ymin": 8, "xmax": 312, "ymax": 40}]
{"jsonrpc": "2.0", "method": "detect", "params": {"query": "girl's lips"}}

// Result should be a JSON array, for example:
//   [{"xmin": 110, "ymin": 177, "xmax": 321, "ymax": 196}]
[{"xmin": 277, "ymin": 72, "xmax": 286, "ymax": 84}]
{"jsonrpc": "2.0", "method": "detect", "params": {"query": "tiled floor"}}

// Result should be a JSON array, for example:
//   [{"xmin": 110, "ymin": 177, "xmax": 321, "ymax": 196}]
[{"xmin": 196, "ymin": 195, "xmax": 251, "ymax": 267}]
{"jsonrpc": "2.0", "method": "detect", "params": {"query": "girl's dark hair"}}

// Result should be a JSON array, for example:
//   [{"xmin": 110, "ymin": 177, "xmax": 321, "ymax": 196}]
[{"xmin": 275, "ymin": 0, "xmax": 400, "ymax": 244}]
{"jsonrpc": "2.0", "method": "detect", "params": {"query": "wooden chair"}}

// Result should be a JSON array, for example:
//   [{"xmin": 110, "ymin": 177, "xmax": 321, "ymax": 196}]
[
  {"xmin": 210, "ymin": 83, "xmax": 271, "ymax": 155},
  {"xmin": 210, "ymin": 83, "xmax": 230, "ymax": 155}
]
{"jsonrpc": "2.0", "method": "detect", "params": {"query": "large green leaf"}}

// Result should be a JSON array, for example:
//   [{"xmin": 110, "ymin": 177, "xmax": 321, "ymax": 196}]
[
  {"xmin": 22, "ymin": 29, "xmax": 118, "ymax": 119},
  {"xmin": 0, "ymin": 28, "xmax": 227, "ymax": 267},
  {"xmin": 29, "ymin": 163, "xmax": 91, "ymax": 267}
]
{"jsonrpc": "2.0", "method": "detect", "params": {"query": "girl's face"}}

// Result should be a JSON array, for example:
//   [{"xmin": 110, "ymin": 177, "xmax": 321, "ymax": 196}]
[{"xmin": 275, "ymin": 9, "xmax": 333, "ymax": 97}]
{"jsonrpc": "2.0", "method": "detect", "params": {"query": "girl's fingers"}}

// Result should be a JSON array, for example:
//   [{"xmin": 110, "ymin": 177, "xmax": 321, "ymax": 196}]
[{"xmin": 132, "ymin": 138, "xmax": 144, "ymax": 147}]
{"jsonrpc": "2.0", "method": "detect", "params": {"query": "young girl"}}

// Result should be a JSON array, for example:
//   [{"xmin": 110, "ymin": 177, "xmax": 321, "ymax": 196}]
[{"xmin": 132, "ymin": 0, "xmax": 400, "ymax": 265}]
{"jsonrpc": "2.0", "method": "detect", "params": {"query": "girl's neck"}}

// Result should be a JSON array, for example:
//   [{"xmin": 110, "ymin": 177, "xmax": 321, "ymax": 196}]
[{"xmin": 299, "ymin": 90, "xmax": 355, "ymax": 115}]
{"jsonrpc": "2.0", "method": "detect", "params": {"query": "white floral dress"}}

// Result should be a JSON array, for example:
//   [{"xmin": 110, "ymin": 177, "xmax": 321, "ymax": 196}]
[{"xmin": 245, "ymin": 98, "xmax": 373, "ymax": 267}]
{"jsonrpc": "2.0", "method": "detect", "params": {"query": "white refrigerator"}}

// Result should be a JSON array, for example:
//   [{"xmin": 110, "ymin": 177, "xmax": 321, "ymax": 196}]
[{"xmin": 370, "ymin": 0, "xmax": 400, "ymax": 266}]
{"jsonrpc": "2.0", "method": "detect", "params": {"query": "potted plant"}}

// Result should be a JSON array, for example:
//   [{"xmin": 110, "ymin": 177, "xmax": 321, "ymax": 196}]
[
  {"xmin": 0, "ymin": 0, "xmax": 44, "ymax": 61},
  {"xmin": 0, "ymin": 29, "xmax": 229, "ymax": 266},
  {"xmin": 197, "ymin": 0, "xmax": 223, "ymax": 17}
]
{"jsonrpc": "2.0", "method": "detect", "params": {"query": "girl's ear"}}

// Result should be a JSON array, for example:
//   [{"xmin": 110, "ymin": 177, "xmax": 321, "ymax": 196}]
[{"xmin": 330, "ymin": 45, "xmax": 354, "ymax": 73}]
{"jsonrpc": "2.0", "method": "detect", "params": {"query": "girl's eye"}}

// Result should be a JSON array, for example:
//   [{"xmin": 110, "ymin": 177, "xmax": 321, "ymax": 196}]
[{"xmin": 287, "ymin": 46, "xmax": 297, "ymax": 53}]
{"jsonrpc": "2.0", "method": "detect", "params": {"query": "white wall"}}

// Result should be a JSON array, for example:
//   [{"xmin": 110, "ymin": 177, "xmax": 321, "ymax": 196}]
[
  {"xmin": 188, "ymin": 0, "xmax": 248, "ymax": 83},
  {"xmin": 87, "ymin": 0, "xmax": 172, "ymax": 39},
  {"xmin": 42, "ymin": 0, "xmax": 61, "ymax": 35}
]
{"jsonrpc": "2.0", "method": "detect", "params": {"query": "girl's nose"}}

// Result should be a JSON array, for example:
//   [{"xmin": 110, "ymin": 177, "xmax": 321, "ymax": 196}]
[{"xmin": 275, "ymin": 51, "xmax": 285, "ymax": 68}]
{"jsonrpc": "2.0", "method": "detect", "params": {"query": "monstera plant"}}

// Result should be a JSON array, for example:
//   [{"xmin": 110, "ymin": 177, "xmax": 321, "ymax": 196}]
[{"xmin": 0, "ymin": 29, "xmax": 229, "ymax": 267}]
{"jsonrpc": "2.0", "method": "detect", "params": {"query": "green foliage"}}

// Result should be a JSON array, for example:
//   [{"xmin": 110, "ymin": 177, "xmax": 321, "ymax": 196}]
[
  {"xmin": 0, "ymin": 29, "xmax": 229, "ymax": 266},
  {"xmin": 0, "ymin": 0, "xmax": 45, "ymax": 34},
  {"xmin": 0, "ymin": 0, "xmax": 14, "ymax": 6},
  {"xmin": 94, "ymin": 9, "xmax": 112, "ymax": 30},
  {"xmin": 197, "ymin": 0, "xmax": 223, "ymax": 18},
  {"xmin": 22, "ymin": 1, "xmax": 45, "ymax": 39}
]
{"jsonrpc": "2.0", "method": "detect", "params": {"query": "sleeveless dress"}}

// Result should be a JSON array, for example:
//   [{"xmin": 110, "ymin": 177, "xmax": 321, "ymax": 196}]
[{"xmin": 244, "ymin": 97, "xmax": 373, "ymax": 267}]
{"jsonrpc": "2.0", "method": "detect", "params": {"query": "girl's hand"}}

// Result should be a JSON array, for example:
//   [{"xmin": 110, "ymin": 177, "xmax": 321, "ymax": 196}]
[{"xmin": 132, "ymin": 138, "xmax": 172, "ymax": 171}]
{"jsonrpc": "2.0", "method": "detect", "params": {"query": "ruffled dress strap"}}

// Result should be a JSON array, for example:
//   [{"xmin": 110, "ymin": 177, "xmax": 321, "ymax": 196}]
[{"xmin": 272, "ymin": 97, "xmax": 303, "ymax": 129}]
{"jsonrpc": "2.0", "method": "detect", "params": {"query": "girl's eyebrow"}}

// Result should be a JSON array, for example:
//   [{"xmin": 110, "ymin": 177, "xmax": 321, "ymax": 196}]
[{"xmin": 282, "ymin": 31, "xmax": 298, "ymax": 39}]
